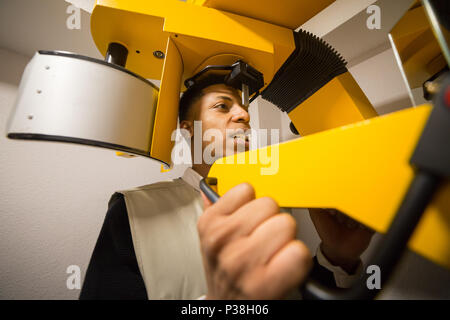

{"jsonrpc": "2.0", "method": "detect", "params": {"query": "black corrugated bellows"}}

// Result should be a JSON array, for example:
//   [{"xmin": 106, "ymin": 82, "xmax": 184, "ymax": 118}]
[{"xmin": 261, "ymin": 29, "xmax": 348, "ymax": 113}]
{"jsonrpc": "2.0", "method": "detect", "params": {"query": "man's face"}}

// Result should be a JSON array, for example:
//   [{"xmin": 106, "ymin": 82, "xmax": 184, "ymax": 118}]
[{"xmin": 184, "ymin": 83, "xmax": 251, "ymax": 160}]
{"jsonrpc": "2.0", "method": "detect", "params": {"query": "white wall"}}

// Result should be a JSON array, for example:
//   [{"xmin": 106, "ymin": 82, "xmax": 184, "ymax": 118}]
[
  {"xmin": 0, "ymin": 47, "xmax": 186, "ymax": 299},
  {"xmin": 349, "ymin": 48, "xmax": 413, "ymax": 115}
]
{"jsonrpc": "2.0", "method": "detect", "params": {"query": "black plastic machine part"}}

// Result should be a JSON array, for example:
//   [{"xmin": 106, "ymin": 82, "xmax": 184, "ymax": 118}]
[
  {"xmin": 199, "ymin": 76, "xmax": 450, "ymax": 300},
  {"xmin": 184, "ymin": 60, "xmax": 265, "ymax": 103},
  {"xmin": 422, "ymin": 67, "xmax": 449, "ymax": 101},
  {"xmin": 261, "ymin": 29, "xmax": 347, "ymax": 114},
  {"xmin": 200, "ymin": 177, "xmax": 220, "ymax": 203},
  {"xmin": 261, "ymin": 29, "xmax": 348, "ymax": 136},
  {"xmin": 105, "ymin": 42, "xmax": 128, "ymax": 67}
]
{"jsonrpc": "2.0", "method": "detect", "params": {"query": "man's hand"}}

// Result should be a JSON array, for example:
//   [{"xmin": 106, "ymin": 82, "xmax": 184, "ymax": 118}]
[
  {"xmin": 309, "ymin": 209, "xmax": 375, "ymax": 274},
  {"xmin": 198, "ymin": 183, "xmax": 312, "ymax": 300}
]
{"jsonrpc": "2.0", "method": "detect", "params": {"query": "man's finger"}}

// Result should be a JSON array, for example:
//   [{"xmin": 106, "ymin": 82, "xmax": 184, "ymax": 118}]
[
  {"xmin": 201, "ymin": 191, "xmax": 213, "ymax": 210},
  {"xmin": 223, "ymin": 197, "xmax": 279, "ymax": 239},
  {"xmin": 206, "ymin": 183, "xmax": 255, "ymax": 216},
  {"xmin": 248, "ymin": 213, "xmax": 297, "ymax": 265},
  {"xmin": 257, "ymin": 240, "xmax": 312, "ymax": 299}
]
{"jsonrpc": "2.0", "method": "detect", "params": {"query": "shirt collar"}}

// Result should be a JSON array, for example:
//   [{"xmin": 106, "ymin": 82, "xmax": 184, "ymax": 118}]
[{"xmin": 180, "ymin": 167, "xmax": 203, "ymax": 192}]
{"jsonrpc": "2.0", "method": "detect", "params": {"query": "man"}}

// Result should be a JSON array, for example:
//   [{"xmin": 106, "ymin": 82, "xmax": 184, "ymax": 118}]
[{"xmin": 80, "ymin": 74, "xmax": 374, "ymax": 300}]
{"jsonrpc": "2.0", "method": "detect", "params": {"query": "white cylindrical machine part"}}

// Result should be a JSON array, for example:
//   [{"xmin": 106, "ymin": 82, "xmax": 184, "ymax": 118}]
[{"xmin": 7, "ymin": 51, "xmax": 161, "ymax": 161}]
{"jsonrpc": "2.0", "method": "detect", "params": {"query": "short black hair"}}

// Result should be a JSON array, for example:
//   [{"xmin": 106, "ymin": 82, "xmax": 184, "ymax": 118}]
[{"xmin": 178, "ymin": 73, "xmax": 229, "ymax": 121}]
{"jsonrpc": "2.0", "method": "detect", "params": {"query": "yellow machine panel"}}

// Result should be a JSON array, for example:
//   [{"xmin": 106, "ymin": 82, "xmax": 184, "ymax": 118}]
[
  {"xmin": 91, "ymin": 0, "xmax": 295, "ymax": 86},
  {"xmin": 289, "ymin": 72, "xmax": 378, "ymax": 135},
  {"xmin": 150, "ymin": 38, "xmax": 182, "ymax": 166},
  {"xmin": 199, "ymin": 0, "xmax": 336, "ymax": 30},
  {"xmin": 390, "ymin": 3, "xmax": 447, "ymax": 89}
]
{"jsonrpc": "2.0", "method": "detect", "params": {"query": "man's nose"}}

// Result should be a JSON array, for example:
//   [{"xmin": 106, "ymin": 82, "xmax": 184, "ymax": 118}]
[{"xmin": 231, "ymin": 105, "xmax": 250, "ymax": 124}]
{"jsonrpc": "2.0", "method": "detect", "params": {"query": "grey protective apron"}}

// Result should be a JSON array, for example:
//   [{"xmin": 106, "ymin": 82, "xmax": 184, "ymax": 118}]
[{"xmin": 118, "ymin": 170, "xmax": 207, "ymax": 299}]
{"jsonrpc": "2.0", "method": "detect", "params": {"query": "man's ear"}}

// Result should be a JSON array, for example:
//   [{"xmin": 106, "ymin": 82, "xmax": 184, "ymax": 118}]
[{"xmin": 180, "ymin": 120, "xmax": 194, "ymax": 138}]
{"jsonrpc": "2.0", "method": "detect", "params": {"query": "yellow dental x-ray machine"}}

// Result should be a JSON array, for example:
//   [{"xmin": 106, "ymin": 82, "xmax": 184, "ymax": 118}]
[{"xmin": 6, "ymin": 0, "xmax": 450, "ymax": 299}]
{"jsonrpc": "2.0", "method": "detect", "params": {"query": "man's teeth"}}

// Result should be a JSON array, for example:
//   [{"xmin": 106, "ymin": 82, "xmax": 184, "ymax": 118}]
[{"xmin": 233, "ymin": 133, "xmax": 249, "ymax": 141}]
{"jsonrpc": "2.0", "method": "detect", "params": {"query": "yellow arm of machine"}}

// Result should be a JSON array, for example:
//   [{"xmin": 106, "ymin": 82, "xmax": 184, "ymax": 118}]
[{"xmin": 209, "ymin": 104, "xmax": 450, "ymax": 270}]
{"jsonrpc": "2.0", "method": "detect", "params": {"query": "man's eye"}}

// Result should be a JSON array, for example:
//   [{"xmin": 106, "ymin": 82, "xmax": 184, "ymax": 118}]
[{"xmin": 214, "ymin": 103, "xmax": 228, "ymax": 110}]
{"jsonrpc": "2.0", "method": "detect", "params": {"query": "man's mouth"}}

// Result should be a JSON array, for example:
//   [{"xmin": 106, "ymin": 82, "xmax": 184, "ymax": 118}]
[{"xmin": 230, "ymin": 131, "xmax": 250, "ymax": 148}]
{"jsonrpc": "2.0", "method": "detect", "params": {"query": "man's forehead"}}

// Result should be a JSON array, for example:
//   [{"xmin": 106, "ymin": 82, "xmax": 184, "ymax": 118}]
[{"xmin": 201, "ymin": 84, "xmax": 241, "ymax": 100}]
